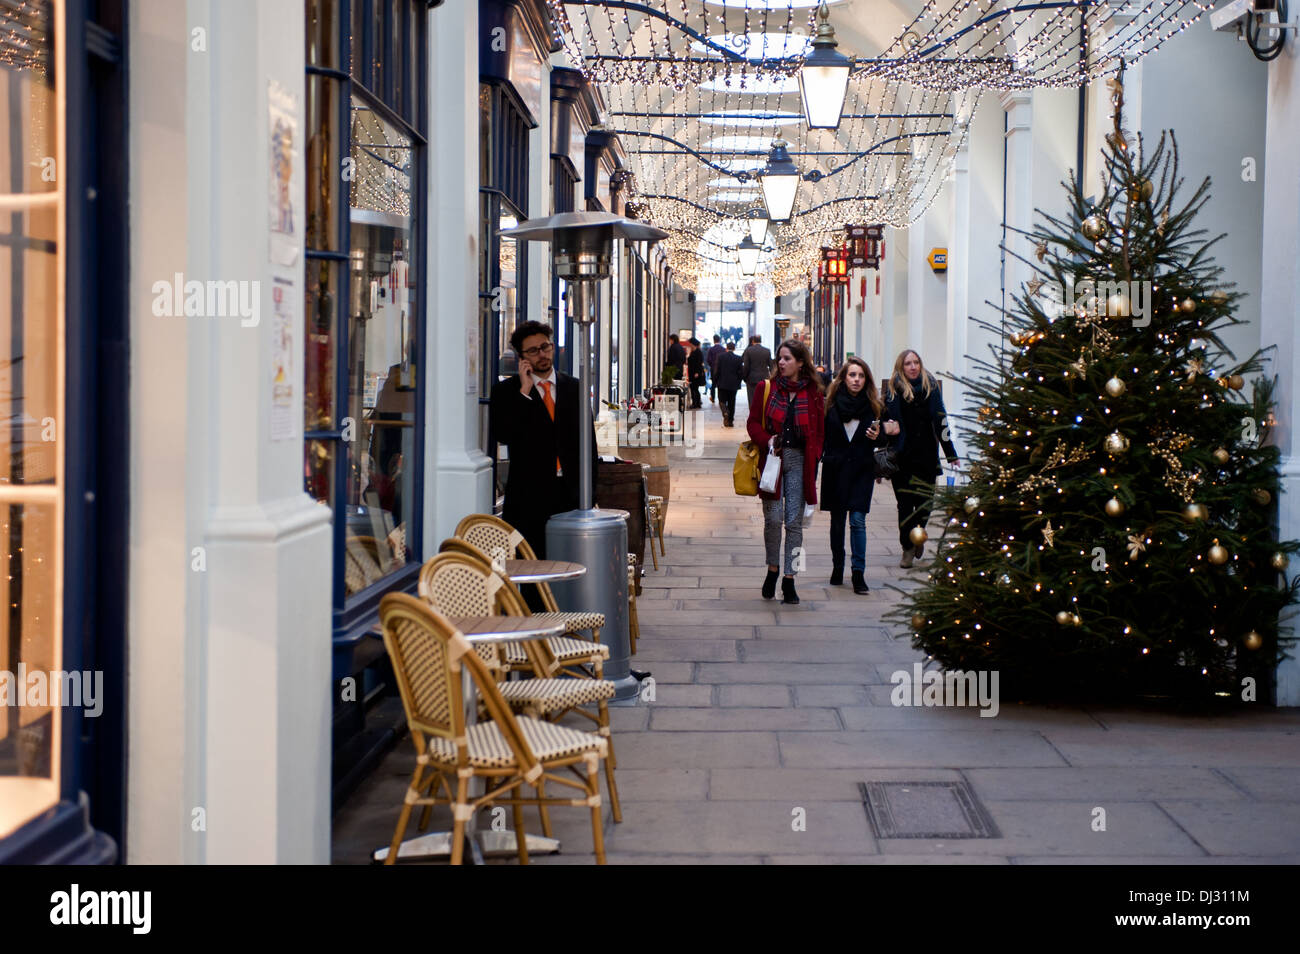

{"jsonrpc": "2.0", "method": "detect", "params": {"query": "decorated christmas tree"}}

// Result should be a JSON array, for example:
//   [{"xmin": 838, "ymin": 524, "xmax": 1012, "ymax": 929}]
[{"xmin": 889, "ymin": 76, "xmax": 1299, "ymax": 703}]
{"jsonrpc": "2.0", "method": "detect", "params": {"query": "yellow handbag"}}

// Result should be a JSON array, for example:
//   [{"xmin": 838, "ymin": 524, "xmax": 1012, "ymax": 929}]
[
  {"xmin": 732, "ymin": 380, "xmax": 770, "ymax": 496},
  {"xmin": 733, "ymin": 440, "xmax": 760, "ymax": 496}
]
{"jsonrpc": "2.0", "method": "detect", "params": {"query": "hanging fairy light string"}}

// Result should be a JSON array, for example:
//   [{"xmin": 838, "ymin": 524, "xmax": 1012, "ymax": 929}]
[
  {"xmin": 552, "ymin": 0, "xmax": 1201, "ymax": 290},
  {"xmin": 0, "ymin": 0, "xmax": 52, "ymax": 76}
]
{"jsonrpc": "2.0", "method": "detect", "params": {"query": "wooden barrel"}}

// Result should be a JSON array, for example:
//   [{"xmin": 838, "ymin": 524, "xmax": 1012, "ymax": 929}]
[
  {"xmin": 596, "ymin": 459, "xmax": 647, "ymax": 592},
  {"xmin": 618, "ymin": 443, "xmax": 670, "ymax": 525}
]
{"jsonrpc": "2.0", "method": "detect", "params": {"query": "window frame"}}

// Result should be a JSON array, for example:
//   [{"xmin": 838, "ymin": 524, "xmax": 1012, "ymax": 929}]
[{"xmin": 304, "ymin": 0, "xmax": 428, "ymax": 637}]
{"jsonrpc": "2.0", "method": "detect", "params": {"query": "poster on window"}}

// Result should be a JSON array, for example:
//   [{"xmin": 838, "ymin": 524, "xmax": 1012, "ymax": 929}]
[
  {"xmin": 268, "ymin": 81, "xmax": 300, "ymax": 266},
  {"xmin": 271, "ymin": 277, "xmax": 296, "ymax": 440}
]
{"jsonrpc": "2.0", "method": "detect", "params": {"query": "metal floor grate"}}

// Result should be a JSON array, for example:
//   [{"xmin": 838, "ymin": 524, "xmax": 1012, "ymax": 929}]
[{"xmin": 859, "ymin": 781, "xmax": 1000, "ymax": 840}]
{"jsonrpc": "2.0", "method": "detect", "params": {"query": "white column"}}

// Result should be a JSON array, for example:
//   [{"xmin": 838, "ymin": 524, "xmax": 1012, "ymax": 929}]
[
  {"xmin": 1000, "ymin": 90, "xmax": 1034, "ymax": 320},
  {"xmin": 1260, "ymin": 39, "xmax": 1300, "ymax": 705},
  {"xmin": 427, "ymin": 0, "xmax": 493, "ymax": 544},
  {"xmin": 129, "ymin": 0, "xmax": 333, "ymax": 863},
  {"xmin": 946, "ymin": 125, "xmax": 972, "ymax": 417},
  {"xmin": 906, "ymin": 213, "xmax": 926, "ymax": 350},
  {"xmin": 1084, "ymin": 10, "xmax": 1143, "ymax": 199}
]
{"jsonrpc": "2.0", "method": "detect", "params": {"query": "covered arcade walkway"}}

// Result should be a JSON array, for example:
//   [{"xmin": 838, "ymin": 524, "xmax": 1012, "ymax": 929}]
[{"xmin": 333, "ymin": 396, "xmax": 1300, "ymax": 863}]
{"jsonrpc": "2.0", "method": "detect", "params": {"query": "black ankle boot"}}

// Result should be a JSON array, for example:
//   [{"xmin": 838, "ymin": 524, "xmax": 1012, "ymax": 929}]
[
  {"xmin": 781, "ymin": 576, "xmax": 800, "ymax": 605},
  {"xmin": 761, "ymin": 569, "xmax": 779, "ymax": 600},
  {"xmin": 852, "ymin": 570, "xmax": 869, "ymax": 595},
  {"xmin": 830, "ymin": 564, "xmax": 844, "ymax": 586}
]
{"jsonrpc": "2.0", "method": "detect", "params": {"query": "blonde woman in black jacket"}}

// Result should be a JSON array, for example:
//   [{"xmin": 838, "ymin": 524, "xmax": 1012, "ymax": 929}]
[{"xmin": 882, "ymin": 350, "xmax": 959, "ymax": 568}]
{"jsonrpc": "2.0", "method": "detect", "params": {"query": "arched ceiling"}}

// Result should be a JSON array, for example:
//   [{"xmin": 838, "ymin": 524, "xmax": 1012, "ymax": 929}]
[{"xmin": 550, "ymin": 0, "xmax": 1210, "ymax": 296}]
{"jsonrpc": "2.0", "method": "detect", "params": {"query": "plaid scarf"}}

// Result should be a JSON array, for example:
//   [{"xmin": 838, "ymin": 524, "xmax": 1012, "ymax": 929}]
[{"xmin": 767, "ymin": 376, "xmax": 811, "ymax": 438}]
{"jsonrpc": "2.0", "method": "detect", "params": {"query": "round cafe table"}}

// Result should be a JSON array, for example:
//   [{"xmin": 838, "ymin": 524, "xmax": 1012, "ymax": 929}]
[
  {"xmin": 370, "ymin": 615, "xmax": 566, "ymax": 865},
  {"xmin": 504, "ymin": 559, "xmax": 586, "ymax": 584}
]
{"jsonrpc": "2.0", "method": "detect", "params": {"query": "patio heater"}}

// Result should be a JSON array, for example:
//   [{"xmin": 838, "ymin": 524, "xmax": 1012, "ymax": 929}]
[{"xmin": 500, "ymin": 211, "xmax": 668, "ymax": 702}]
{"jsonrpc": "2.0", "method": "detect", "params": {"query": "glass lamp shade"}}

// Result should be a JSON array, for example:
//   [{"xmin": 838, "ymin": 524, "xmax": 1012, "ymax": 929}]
[
  {"xmin": 737, "ymin": 235, "xmax": 761, "ymax": 276},
  {"xmin": 748, "ymin": 216, "xmax": 769, "ymax": 245},
  {"xmin": 759, "ymin": 140, "xmax": 800, "ymax": 222},
  {"xmin": 799, "ymin": 57, "xmax": 851, "ymax": 130}
]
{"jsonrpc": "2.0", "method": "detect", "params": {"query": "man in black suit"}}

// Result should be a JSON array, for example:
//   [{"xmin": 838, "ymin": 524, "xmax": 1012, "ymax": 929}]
[
  {"xmin": 489, "ymin": 320, "xmax": 597, "ymax": 559},
  {"xmin": 713, "ymin": 340, "xmax": 745, "ymax": 426}
]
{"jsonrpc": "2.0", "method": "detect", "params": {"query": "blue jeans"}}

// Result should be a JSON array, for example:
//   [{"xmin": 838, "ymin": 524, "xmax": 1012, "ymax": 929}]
[{"xmin": 829, "ymin": 509, "xmax": 867, "ymax": 572}]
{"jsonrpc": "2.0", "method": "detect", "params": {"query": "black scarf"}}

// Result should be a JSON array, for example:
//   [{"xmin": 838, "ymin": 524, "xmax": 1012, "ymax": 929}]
[{"xmin": 834, "ymin": 384, "xmax": 874, "ymax": 424}]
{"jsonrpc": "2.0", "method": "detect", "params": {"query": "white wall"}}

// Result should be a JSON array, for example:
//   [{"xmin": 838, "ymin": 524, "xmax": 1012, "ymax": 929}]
[
  {"xmin": 128, "ymin": 0, "xmax": 332, "ymax": 863},
  {"xmin": 1138, "ymin": 17, "xmax": 1267, "ymax": 364}
]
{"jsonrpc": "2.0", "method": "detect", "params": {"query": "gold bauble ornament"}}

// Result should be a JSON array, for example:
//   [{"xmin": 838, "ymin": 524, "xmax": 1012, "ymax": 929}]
[
  {"xmin": 1056, "ymin": 610, "xmax": 1072, "ymax": 625},
  {"xmin": 1070, "ymin": 613, "xmax": 1082, "ymax": 627},
  {"xmin": 1128, "ymin": 178, "xmax": 1154, "ymax": 201},
  {"xmin": 1183, "ymin": 503, "xmax": 1208, "ymax": 522},
  {"xmin": 1243, "ymin": 630, "xmax": 1263, "ymax": 651},
  {"xmin": 1207, "ymin": 541, "xmax": 1230, "ymax": 566},
  {"xmin": 1081, "ymin": 214, "xmax": 1108, "ymax": 241},
  {"xmin": 964, "ymin": 496, "xmax": 980, "ymax": 514},
  {"xmin": 1008, "ymin": 331, "xmax": 1024, "ymax": 347},
  {"xmin": 911, "ymin": 613, "xmax": 926, "ymax": 630},
  {"xmin": 909, "ymin": 526, "xmax": 929, "ymax": 546},
  {"xmin": 1227, "ymin": 374, "xmax": 1244, "ymax": 390},
  {"xmin": 1212, "ymin": 447, "xmax": 1231, "ymax": 465},
  {"xmin": 1106, "ymin": 292, "xmax": 1131, "ymax": 317},
  {"xmin": 1210, "ymin": 289, "xmax": 1228, "ymax": 305},
  {"xmin": 1104, "ymin": 431, "xmax": 1130, "ymax": 455},
  {"xmin": 1104, "ymin": 376, "xmax": 1126, "ymax": 397},
  {"xmin": 1105, "ymin": 497, "xmax": 1125, "ymax": 517},
  {"xmin": 1271, "ymin": 552, "xmax": 1290, "ymax": 571},
  {"xmin": 1180, "ymin": 298, "xmax": 1197, "ymax": 314},
  {"xmin": 1252, "ymin": 488, "xmax": 1272, "ymax": 505}
]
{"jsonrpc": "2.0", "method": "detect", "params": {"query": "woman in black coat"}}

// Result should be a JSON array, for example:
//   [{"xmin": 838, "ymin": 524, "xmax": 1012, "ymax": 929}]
[
  {"xmin": 686, "ymin": 338, "xmax": 706, "ymax": 409},
  {"xmin": 820, "ymin": 357, "xmax": 895, "ymax": 593},
  {"xmin": 882, "ymin": 349, "xmax": 960, "ymax": 568}
]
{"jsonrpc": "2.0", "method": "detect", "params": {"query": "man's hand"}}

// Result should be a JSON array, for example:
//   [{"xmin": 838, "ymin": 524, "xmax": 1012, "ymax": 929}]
[{"xmin": 519, "ymin": 358, "xmax": 535, "ymax": 396}]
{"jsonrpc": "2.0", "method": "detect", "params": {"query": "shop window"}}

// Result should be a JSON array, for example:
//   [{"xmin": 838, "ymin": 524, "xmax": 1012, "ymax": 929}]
[
  {"xmin": 305, "ymin": 0, "xmax": 426, "ymax": 616},
  {"xmin": 0, "ymin": 0, "xmax": 61, "ymax": 838}
]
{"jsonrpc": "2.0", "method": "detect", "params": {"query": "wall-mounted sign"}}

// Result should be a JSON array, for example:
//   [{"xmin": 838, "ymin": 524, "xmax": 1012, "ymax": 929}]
[{"xmin": 928, "ymin": 248, "xmax": 948, "ymax": 272}]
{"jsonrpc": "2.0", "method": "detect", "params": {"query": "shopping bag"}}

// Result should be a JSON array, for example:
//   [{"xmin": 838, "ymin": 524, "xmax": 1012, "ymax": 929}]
[
  {"xmin": 758, "ymin": 447, "xmax": 781, "ymax": 494},
  {"xmin": 733, "ymin": 440, "xmax": 761, "ymax": 496},
  {"xmin": 802, "ymin": 504, "xmax": 816, "ymax": 527}
]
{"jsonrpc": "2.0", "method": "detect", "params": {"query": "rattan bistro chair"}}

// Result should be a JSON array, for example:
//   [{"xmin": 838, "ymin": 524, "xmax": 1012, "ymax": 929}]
[
  {"xmin": 419, "ymin": 552, "xmax": 623, "ymax": 825},
  {"xmin": 438, "ymin": 537, "xmax": 609, "ymax": 680},
  {"xmin": 378, "ymin": 594, "xmax": 610, "ymax": 865},
  {"xmin": 455, "ymin": 513, "xmax": 608, "ymax": 635}
]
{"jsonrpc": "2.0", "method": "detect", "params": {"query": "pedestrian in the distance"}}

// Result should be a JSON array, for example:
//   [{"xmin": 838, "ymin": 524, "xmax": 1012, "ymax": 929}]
[
  {"xmin": 821, "ymin": 357, "xmax": 898, "ymax": 594},
  {"xmin": 883, "ymin": 349, "xmax": 960, "ymax": 568},
  {"xmin": 747, "ymin": 338, "xmax": 825, "ymax": 605},
  {"xmin": 664, "ymin": 334, "xmax": 685, "ymax": 381},
  {"xmin": 686, "ymin": 337, "xmax": 706, "ymax": 409},
  {"xmin": 706, "ymin": 334, "xmax": 725, "ymax": 403},
  {"xmin": 713, "ymin": 340, "xmax": 744, "ymax": 426},
  {"xmin": 741, "ymin": 335, "xmax": 772, "ymax": 410}
]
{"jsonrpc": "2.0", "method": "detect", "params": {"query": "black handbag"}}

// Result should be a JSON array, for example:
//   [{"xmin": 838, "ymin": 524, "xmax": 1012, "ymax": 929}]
[{"xmin": 873, "ymin": 446, "xmax": 899, "ymax": 478}]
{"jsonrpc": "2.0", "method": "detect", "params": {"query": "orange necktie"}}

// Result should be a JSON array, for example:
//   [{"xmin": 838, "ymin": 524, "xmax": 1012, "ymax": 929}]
[{"xmin": 541, "ymin": 381, "xmax": 561, "ymax": 475}]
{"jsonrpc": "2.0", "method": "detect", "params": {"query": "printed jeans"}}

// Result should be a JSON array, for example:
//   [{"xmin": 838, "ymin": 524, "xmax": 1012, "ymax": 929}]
[{"xmin": 763, "ymin": 447, "xmax": 804, "ymax": 576}]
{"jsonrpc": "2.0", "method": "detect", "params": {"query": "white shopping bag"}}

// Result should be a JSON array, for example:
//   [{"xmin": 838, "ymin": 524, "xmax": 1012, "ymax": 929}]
[
  {"xmin": 802, "ymin": 504, "xmax": 816, "ymax": 527},
  {"xmin": 758, "ymin": 444, "xmax": 781, "ymax": 494}
]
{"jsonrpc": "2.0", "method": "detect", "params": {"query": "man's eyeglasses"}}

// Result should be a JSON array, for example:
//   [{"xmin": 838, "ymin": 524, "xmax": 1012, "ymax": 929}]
[{"xmin": 520, "ymin": 342, "xmax": 554, "ymax": 358}]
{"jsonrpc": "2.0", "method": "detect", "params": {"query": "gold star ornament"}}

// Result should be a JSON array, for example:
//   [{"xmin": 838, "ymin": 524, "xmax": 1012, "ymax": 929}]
[{"xmin": 1041, "ymin": 520, "xmax": 1057, "ymax": 548}]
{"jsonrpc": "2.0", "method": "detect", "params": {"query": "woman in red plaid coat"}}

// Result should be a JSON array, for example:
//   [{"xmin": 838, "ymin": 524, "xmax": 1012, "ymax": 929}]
[{"xmin": 747, "ymin": 338, "xmax": 825, "ymax": 605}]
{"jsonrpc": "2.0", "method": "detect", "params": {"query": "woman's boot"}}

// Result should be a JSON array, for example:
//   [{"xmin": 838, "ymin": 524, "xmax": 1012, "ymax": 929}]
[
  {"xmin": 830, "ymin": 563, "xmax": 844, "ymax": 586},
  {"xmin": 761, "ymin": 569, "xmax": 779, "ymax": 600},
  {"xmin": 781, "ymin": 576, "xmax": 800, "ymax": 605},
  {"xmin": 852, "ymin": 570, "xmax": 869, "ymax": 595}
]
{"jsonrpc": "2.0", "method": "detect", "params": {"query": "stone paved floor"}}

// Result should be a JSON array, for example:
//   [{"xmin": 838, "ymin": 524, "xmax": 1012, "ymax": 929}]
[{"xmin": 332, "ymin": 392, "xmax": 1300, "ymax": 865}]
